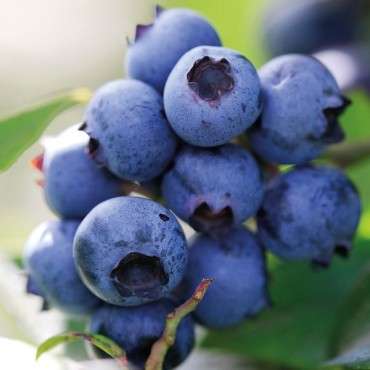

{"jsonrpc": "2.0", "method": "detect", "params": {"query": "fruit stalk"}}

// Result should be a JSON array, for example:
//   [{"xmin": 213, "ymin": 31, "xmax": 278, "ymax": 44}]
[
  {"xmin": 145, "ymin": 278, "xmax": 213, "ymax": 370},
  {"xmin": 324, "ymin": 139, "xmax": 370, "ymax": 168}
]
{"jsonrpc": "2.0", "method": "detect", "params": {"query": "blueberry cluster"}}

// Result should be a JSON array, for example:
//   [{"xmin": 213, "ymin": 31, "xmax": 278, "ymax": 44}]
[{"xmin": 24, "ymin": 6, "xmax": 362, "ymax": 369}]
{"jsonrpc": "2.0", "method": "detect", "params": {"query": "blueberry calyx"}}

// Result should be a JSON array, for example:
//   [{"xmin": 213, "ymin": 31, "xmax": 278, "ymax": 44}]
[
  {"xmin": 87, "ymin": 137, "xmax": 100, "ymax": 156},
  {"xmin": 31, "ymin": 153, "xmax": 44, "ymax": 172},
  {"xmin": 190, "ymin": 202, "xmax": 233, "ymax": 232},
  {"xmin": 312, "ymin": 241, "xmax": 352, "ymax": 269},
  {"xmin": 135, "ymin": 24, "xmax": 153, "ymax": 42},
  {"xmin": 187, "ymin": 56, "xmax": 234, "ymax": 101},
  {"xmin": 312, "ymin": 242, "xmax": 352, "ymax": 268},
  {"xmin": 110, "ymin": 252, "xmax": 168, "ymax": 298},
  {"xmin": 334, "ymin": 241, "xmax": 352, "ymax": 258},
  {"xmin": 155, "ymin": 5, "xmax": 165, "ymax": 17},
  {"xmin": 135, "ymin": 3, "xmax": 165, "ymax": 44},
  {"xmin": 321, "ymin": 96, "xmax": 351, "ymax": 144},
  {"xmin": 78, "ymin": 122, "xmax": 87, "ymax": 131}
]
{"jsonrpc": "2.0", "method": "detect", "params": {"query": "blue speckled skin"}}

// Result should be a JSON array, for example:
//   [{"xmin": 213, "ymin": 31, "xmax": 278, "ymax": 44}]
[
  {"xmin": 126, "ymin": 7, "xmax": 221, "ymax": 92},
  {"xmin": 24, "ymin": 220, "xmax": 101, "ymax": 315},
  {"xmin": 84, "ymin": 79, "xmax": 177, "ymax": 182},
  {"xmin": 43, "ymin": 128, "xmax": 122, "ymax": 219},
  {"xmin": 182, "ymin": 227, "xmax": 269, "ymax": 329},
  {"xmin": 162, "ymin": 144, "xmax": 264, "ymax": 232},
  {"xmin": 257, "ymin": 166, "xmax": 361, "ymax": 264},
  {"xmin": 263, "ymin": 0, "xmax": 361, "ymax": 57},
  {"xmin": 249, "ymin": 54, "xmax": 348, "ymax": 164},
  {"xmin": 164, "ymin": 46, "xmax": 262, "ymax": 147},
  {"xmin": 73, "ymin": 196, "xmax": 188, "ymax": 306},
  {"xmin": 90, "ymin": 300, "xmax": 195, "ymax": 369}
]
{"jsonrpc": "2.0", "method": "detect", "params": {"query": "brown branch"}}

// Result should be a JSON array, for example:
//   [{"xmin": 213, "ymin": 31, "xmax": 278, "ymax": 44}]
[
  {"xmin": 145, "ymin": 278, "xmax": 213, "ymax": 370},
  {"xmin": 323, "ymin": 139, "xmax": 370, "ymax": 168}
]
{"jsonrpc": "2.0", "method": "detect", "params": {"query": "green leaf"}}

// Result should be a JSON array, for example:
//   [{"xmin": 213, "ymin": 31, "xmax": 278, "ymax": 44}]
[
  {"xmin": 0, "ymin": 88, "xmax": 91, "ymax": 172},
  {"xmin": 202, "ymin": 238, "xmax": 370, "ymax": 369},
  {"xmin": 63, "ymin": 318, "xmax": 89, "ymax": 360},
  {"xmin": 320, "ymin": 263, "xmax": 370, "ymax": 370},
  {"xmin": 36, "ymin": 331, "xmax": 127, "ymax": 368},
  {"xmin": 328, "ymin": 263, "xmax": 370, "ymax": 357}
]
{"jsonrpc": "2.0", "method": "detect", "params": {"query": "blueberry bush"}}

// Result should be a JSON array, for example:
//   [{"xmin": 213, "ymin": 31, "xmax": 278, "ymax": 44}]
[{"xmin": 1, "ymin": 1, "xmax": 370, "ymax": 369}]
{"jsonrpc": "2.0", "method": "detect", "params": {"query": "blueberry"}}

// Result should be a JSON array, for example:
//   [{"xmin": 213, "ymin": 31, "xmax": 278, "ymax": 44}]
[
  {"xmin": 73, "ymin": 196, "xmax": 188, "ymax": 306},
  {"xmin": 263, "ymin": 0, "xmax": 361, "ymax": 57},
  {"xmin": 257, "ymin": 165, "xmax": 361, "ymax": 265},
  {"xmin": 89, "ymin": 299, "xmax": 194, "ymax": 369},
  {"xmin": 34, "ymin": 126, "xmax": 122, "ymax": 219},
  {"xmin": 182, "ymin": 227, "xmax": 269, "ymax": 329},
  {"xmin": 164, "ymin": 46, "xmax": 262, "ymax": 147},
  {"xmin": 83, "ymin": 79, "xmax": 177, "ymax": 182},
  {"xmin": 249, "ymin": 54, "xmax": 350, "ymax": 164},
  {"xmin": 162, "ymin": 144, "xmax": 264, "ymax": 233},
  {"xmin": 24, "ymin": 220, "xmax": 101, "ymax": 315},
  {"xmin": 315, "ymin": 45, "xmax": 370, "ymax": 94},
  {"xmin": 126, "ymin": 6, "xmax": 221, "ymax": 92}
]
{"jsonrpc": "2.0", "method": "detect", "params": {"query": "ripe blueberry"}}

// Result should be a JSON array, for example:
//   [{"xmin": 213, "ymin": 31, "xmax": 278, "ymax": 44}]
[
  {"xmin": 126, "ymin": 6, "xmax": 221, "ymax": 92},
  {"xmin": 249, "ymin": 54, "xmax": 350, "ymax": 164},
  {"xmin": 83, "ymin": 79, "xmax": 177, "ymax": 182},
  {"xmin": 162, "ymin": 144, "xmax": 264, "ymax": 234},
  {"xmin": 257, "ymin": 165, "xmax": 361, "ymax": 266},
  {"xmin": 33, "ymin": 126, "xmax": 122, "ymax": 219},
  {"xmin": 73, "ymin": 196, "xmax": 188, "ymax": 306},
  {"xmin": 24, "ymin": 220, "xmax": 101, "ymax": 315},
  {"xmin": 164, "ymin": 46, "xmax": 263, "ymax": 147},
  {"xmin": 89, "ymin": 299, "xmax": 194, "ymax": 369},
  {"xmin": 182, "ymin": 227, "xmax": 269, "ymax": 328}
]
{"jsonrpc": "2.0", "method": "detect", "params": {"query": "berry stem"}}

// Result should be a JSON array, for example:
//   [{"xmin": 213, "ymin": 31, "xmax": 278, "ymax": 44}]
[
  {"xmin": 324, "ymin": 139, "xmax": 370, "ymax": 168},
  {"xmin": 327, "ymin": 263, "xmax": 370, "ymax": 357},
  {"xmin": 145, "ymin": 278, "xmax": 213, "ymax": 370},
  {"xmin": 121, "ymin": 181, "xmax": 160, "ymax": 200}
]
